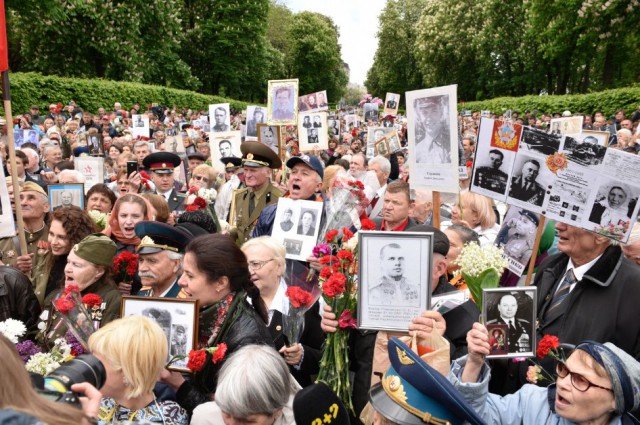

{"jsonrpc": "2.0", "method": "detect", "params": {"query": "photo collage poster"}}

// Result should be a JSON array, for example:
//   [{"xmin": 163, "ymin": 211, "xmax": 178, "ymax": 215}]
[
  {"xmin": 271, "ymin": 198, "xmax": 323, "ymax": 261},
  {"xmin": 298, "ymin": 90, "xmax": 329, "ymax": 113},
  {"xmin": 297, "ymin": 111, "xmax": 329, "ymax": 152},
  {"xmin": 366, "ymin": 126, "xmax": 395, "ymax": 158},
  {"xmin": 471, "ymin": 117, "xmax": 640, "ymax": 242},
  {"xmin": 406, "ymin": 84, "xmax": 460, "ymax": 193}
]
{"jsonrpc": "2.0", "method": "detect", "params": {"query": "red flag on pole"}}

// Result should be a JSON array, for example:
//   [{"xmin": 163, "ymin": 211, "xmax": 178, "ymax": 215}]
[{"xmin": 0, "ymin": 0, "xmax": 8, "ymax": 72}]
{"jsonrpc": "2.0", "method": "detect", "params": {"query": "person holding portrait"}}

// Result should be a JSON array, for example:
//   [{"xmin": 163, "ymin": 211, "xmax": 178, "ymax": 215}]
[
  {"xmin": 160, "ymin": 234, "xmax": 272, "ymax": 414},
  {"xmin": 486, "ymin": 293, "xmax": 531, "ymax": 353}
]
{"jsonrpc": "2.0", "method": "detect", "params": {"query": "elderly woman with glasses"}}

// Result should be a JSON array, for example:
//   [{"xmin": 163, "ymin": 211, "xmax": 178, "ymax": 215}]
[
  {"xmin": 241, "ymin": 236, "xmax": 325, "ymax": 387},
  {"xmin": 448, "ymin": 322, "xmax": 640, "ymax": 424},
  {"xmin": 189, "ymin": 164, "xmax": 217, "ymax": 190}
]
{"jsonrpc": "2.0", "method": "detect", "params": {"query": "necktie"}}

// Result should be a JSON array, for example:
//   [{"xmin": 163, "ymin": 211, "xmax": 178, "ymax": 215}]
[
  {"xmin": 249, "ymin": 192, "xmax": 256, "ymax": 216},
  {"xmin": 547, "ymin": 269, "xmax": 576, "ymax": 316},
  {"xmin": 509, "ymin": 320, "xmax": 516, "ymax": 332}
]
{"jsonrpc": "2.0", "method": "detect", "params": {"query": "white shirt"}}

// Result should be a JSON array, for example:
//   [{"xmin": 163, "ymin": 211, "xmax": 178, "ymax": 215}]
[
  {"xmin": 562, "ymin": 254, "xmax": 603, "ymax": 292},
  {"xmin": 268, "ymin": 279, "xmax": 289, "ymax": 325},
  {"xmin": 159, "ymin": 188, "xmax": 172, "ymax": 201}
]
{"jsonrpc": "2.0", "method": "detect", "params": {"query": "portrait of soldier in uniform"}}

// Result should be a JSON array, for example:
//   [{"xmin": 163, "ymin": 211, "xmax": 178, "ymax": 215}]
[
  {"xmin": 368, "ymin": 243, "xmax": 420, "ymax": 307},
  {"xmin": 413, "ymin": 95, "xmax": 451, "ymax": 165},
  {"xmin": 473, "ymin": 149, "xmax": 508, "ymax": 194}
]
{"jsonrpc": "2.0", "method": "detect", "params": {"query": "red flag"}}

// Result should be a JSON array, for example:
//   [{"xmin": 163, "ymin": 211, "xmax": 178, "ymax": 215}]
[{"xmin": 0, "ymin": 0, "xmax": 8, "ymax": 72}]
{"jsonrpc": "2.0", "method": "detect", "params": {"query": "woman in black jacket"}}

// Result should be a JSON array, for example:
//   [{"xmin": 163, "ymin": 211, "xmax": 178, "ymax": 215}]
[{"xmin": 161, "ymin": 234, "xmax": 272, "ymax": 414}]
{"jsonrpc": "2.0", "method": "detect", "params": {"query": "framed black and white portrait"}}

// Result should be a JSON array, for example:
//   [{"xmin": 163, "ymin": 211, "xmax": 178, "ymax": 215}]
[
  {"xmin": 383, "ymin": 92, "xmax": 400, "ymax": 117},
  {"xmin": 506, "ymin": 154, "xmax": 553, "ymax": 211},
  {"xmin": 363, "ymin": 102, "xmax": 379, "ymax": 123},
  {"xmin": 257, "ymin": 124, "xmax": 281, "ymax": 157},
  {"xmin": 374, "ymin": 138, "xmax": 389, "ymax": 157},
  {"xmin": 48, "ymin": 183, "xmax": 84, "ymax": 211},
  {"xmin": 482, "ymin": 287, "xmax": 537, "ymax": 359},
  {"xmin": 271, "ymin": 198, "xmax": 323, "ymax": 261},
  {"xmin": 120, "ymin": 296, "xmax": 199, "ymax": 372},
  {"xmin": 208, "ymin": 103, "xmax": 231, "ymax": 133},
  {"xmin": 357, "ymin": 231, "xmax": 432, "ymax": 332},
  {"xmin": 297, "ymin": 111, "xmax": 328, "ymax": 152},
  {"xmin": 88, "ymin": 134, "xmax": 104, "ymax": 157},
  {"xmin": 246, "ymin": 106, "xmax": 267, "ymax": 141},
  {"xmin": 268, "ymin": 79, "xmax": 299, "ymax": 125}
]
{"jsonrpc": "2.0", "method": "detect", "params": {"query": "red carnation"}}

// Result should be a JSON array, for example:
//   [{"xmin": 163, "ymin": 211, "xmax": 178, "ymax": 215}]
[
  {"xmin": 64, "ymin": 285, "xmax": 80, "ymax": 295},
  {"xmin": 361, "ymin": 218, "xmax": 376, "ymax": 230},
  {"xmin": 325, "ymin": 229, "xmax": 339, "ymax": 243},
  {"xmin": 82, "ymin": 294, "xmax": 103, "ymax": 308},
  {"xmin": 57, "ymin": 103, "xmax": 63, "ymax": 108},
  {"xmin": 186, "ymin": 197, "xmax": 207, "ymax": 212},
  {"xmin": 54, "ymin": 297, "xmax": 75, "ymax": 314},
  {"xmin": 212, "ymin": 343, "xmax": 227, "ymax": 364},
  {"xmin": 319, "ymin": 255, "xmax": 338, "ymax": 265},
  {"xmin": 139, "ymin": 171, "xmax": 151, "ymax": 180},
  {"xmin": 286, "ymin": 286, "xmax": 314, "ymax": 309},
  {"xmin": 189, "ymin": 187, "xmax": 199, "ymax": 195},
  {"xmin": 322, "ymin": 272, "xmax": 347, "ymax": 297},
  {"xmin": 187, "ymin": 349, "xmax": 207, "ymax": 372},
  {"xmin": 337, "ymin": 250, "xmax": 353, "ymax": 263},
  {"xmin": 342, "ymin": 227, "xmax": 354, "ymax": 241},
  {"xmin": 536, "ymin": 335, "xmax": 560, "ymax": 359},
  {"xmin": 319, "ymin": 266, "xmax": 333, "ymax": 279},
  {"xmin": 338, "ymin": 310, "xmax": 357, "ymax": 329}
]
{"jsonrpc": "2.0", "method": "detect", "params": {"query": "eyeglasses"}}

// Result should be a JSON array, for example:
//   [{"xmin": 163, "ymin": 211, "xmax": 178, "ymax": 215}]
[
  {"xmin": 556, "ymin": 361, "xmax": 613, "ymax": 392},
  {"xmin": 193, "ymin": 175, "xmax": 209, "ymax": 183},
  {"xmin": 247, "ymin": 259, "xmax": 273, "ymax": 271},
  {"xmin": 117, "ymin": 180, "xmax": 130, "ymax": 186}
]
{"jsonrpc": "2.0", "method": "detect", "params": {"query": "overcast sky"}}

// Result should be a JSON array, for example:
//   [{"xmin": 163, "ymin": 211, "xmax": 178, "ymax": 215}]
[{"xmin": 284, "ymin": 0, "xmax": 387, "ymax": 87}]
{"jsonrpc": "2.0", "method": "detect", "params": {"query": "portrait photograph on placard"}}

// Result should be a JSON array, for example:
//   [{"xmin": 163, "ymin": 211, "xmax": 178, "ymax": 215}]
[
  {"xmin": 257, "ymin": 123, "xmax": 281, "ymax": 156},
  {"xmin": 483, "ymin": 287, "xmax": 537, "ymax": 359},
  {"xmin": 550, "ymin": 116, "xmax": 583, "ymax": 135},
  {"xmin": 209, "ymin": 103, "xmax": 231, "ymax": 133},
  {"xmin": 48, "ymin": 183, "xmax": 84, "ymax": 211},
  {"xmin": 246, "ymin": 106, "xmax": 267, "ymax": 141},
  {"xmin": 520, "ymin": 126, "xmax": 560, "ymax": 156},
  {"xmin": 297, "ymin": 112, "xmax": 328, "ymax": 152},
  {"xmin": 74, "ymin": 156, "xmax": 104, "ymax": 194},
  {"xmin": 15, "ymin": 129, "xmax": 39, "ymax": 148},
  {"xmin": 210, "ymin": 131, "xmax": 242, "ymax": 168},
  {"xmin": 363, "ymin": 102, "xmax": 379, "ymax": 123},
  {"xmin": 268, "ymin": 79, "xmax": 299, "ymax": 125},
  {"xmin": 386, "ymin": 129, "xmax": 401, "ymax": 153},
  {"xmin": 271, "ymin": 198, "xmax": 323, "ymax": 261},
  {"xmin": 87, "ymin": 134, "xmax": 104, "ymax": 156},
  {"xmin": 345, "ymin": 114, "xmax": 358, "ymax": 132},
  {"xmin": 383, "ymin": 92, "xmax": 400, "ymax": 117},
  {"xmin": 327, "ymin": 117, "xmax": 340, "ymax": 137},
  {"xmin": 298, "ymin": 90, "xmax": 329, "ymax": 113},
  {"xmin": 374, "ymin": 138, "xmax": 389, "ymax": 156},
  {"xmin": 131, "ymin": 115, "xmax": 150, "ymax": 139},
  {"xmin": 164, "ymin": 135, "xmax": 186, "ymax": 153},
  {"xmin": 407, "ymin": 85, "xmax": 459, "ymax": 193},
  {"xmin": 495, "ymin": 207, "xmax": 541, "ymax": 276},
  {"xmin": 120, "ymin": 296, "xmax": 199, "ymax": 372},
  {"xmin": 357, "ymin": 231, "xmax": 432, "ymax": 332},
  {"xmin": 506, "ymin": 154, "xmax": 552, "ymax": 210},
  {"xmin": 586, "ymin": 179, "xmax": 638, "ymax": 236}
]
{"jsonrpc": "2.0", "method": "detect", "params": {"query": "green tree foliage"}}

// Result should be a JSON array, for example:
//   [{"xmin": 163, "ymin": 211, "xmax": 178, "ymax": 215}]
[
  {"xmin": 342, "ymin": 83, "xmax": 367, "ymax": 107},
  {"xmin": 10, "ymin": 0, "xmax": 199, "ymax": 91},
  {"xmin": 284, "ymin": 11, "xmax": 348, "ymax": 101},
  {"xmin": 365, "ymin": 0, "xmax": 427, "ymax": 107},
  {"xmin": 367, "ymin": 0, "xmax": 640, "ymax": 101}
]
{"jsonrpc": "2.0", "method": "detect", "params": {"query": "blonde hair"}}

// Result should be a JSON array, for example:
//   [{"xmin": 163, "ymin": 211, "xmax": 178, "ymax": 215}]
[
  {"xmin": 461, "ymin": 190, "xmax": 496, "ymax": 229},
  {"xmin": 192, "ymin": 164, "xmax": 217, "ymax": 188},
  {"xmin": 322, "ymin": 165, "xmax": 344, "ymax": 194},
  {"xmin": 242, "ymin": 236, "xmax": 286, "ymax": 270},
  {"xmin": 88, "ymin": 316, "xmax": 168, "ymax": 399}
]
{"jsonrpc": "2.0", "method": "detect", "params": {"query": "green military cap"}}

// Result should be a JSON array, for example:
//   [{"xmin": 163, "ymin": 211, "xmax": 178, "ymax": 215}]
[
  {"xmin": 241, "ymin": 141, "xmax": 282, "ymax": 169},
  {"xmin": 72, "ymin": 233, "xmax": 117, "ymax": 267}
]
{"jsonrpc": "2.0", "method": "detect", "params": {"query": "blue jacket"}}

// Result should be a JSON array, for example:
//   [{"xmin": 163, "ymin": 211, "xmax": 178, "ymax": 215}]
[{"xmin": 448, "ymin": 357, "xmax": 625, "ymax": 425}]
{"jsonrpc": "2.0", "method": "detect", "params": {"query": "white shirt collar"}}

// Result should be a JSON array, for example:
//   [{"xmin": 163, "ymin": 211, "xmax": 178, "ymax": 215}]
[
  {"xmin": 267, "ymin": 279, "xmax": 289, "ymax": 325},
  {"xmin": 159, "ymin": 189, "xmax": 172, "ymax": 200},
  {"xmin": 565, "ymin": 254, "xmax": 603, "ymax": 291}
]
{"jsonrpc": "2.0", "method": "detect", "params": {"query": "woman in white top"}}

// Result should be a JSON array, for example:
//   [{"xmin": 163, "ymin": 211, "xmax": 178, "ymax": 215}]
[{"xmin": 450, "ymin": 190, "xmax": 501, "ymax": 247}]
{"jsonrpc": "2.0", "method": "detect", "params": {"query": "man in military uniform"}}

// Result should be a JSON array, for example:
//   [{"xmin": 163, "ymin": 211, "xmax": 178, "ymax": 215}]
[
  {"xmin": 230, "ymin": 142, "xmax": 283, "ymax": 244},
  {"xmin": 134, "ymin": 221, "xmax": 190, "ymax": 298},
  {"xmin": 473, "ymin": 149, "xmax": 508, "ymax": 194},
  {"xmin": 368, "ymin": 243, "xmax": 420, "ymax": 307},
  {"xmin": 0, "ymin": 181, "xmax": 51, "ymax": 305},
  {"xmin": 143, "ymin": 152, "xmax": 186, "ymax": 212},
  {"xmin": 486, "ymin": 293, "xmax": 531, "ymax": 353}
]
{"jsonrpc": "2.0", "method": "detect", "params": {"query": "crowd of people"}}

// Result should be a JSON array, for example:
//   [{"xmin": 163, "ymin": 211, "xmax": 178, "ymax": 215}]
[{"xmin": 1, "ymin": 99, "xmax": 640, "ymax": 425}]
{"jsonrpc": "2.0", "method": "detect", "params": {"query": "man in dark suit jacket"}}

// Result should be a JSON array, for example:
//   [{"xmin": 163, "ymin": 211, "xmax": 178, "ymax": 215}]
[
  {"xmin": 143, "ymin": 152, "xmax": 186, "ymax": 213},
  {"xmin": 508, "ymin": 159, "xmax": 545, "ymax": 206},
  {"xmin": 486, "ymin": 293, "xmax": 531, "ymax": 353}
]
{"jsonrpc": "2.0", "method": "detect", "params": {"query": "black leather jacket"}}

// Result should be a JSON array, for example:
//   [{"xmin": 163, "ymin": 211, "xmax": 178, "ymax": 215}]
[
  {"xmin": 0, "ymin": 267, "xmax": 41, "ymax": 338},
  {"xmin": 176, "ymin": 300, "xmax": 272, "ymax": 414}
]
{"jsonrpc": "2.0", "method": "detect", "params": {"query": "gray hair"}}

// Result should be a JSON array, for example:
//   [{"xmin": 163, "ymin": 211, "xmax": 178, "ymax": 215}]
[
  {"xmin": 215, "ymin": 345, "xmax": 295, "ymax": 417},
  {"xmin": 369, "ymin": 155, "xmax": 391, "ymax": 174},
  {"xmin": 242, "ymin": 236, "xmax": 285, "ymax": 271},
  {"xmin": 133, "ymin": 141, "xmax": 149, "ymax": 151},
  {"xmin": 58, "ymin": 169, "xmax": 85, "ymax": 183},
  {"xmin": 166, "ymin": 251, "xmax": 183, "ymax": 274},
  {"xmin": 21, "ymin": 147, "xmax": 39, "ymax": 162},
  {"xmin": 41, "ymin": 144, "xmax": 59, "ymax": 158}
]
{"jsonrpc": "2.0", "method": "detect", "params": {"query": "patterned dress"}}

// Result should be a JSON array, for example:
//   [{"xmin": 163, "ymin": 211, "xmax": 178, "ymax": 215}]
[{"xmin": 98, "ymin": 397, "xmax": 188, "ymax": 425}]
